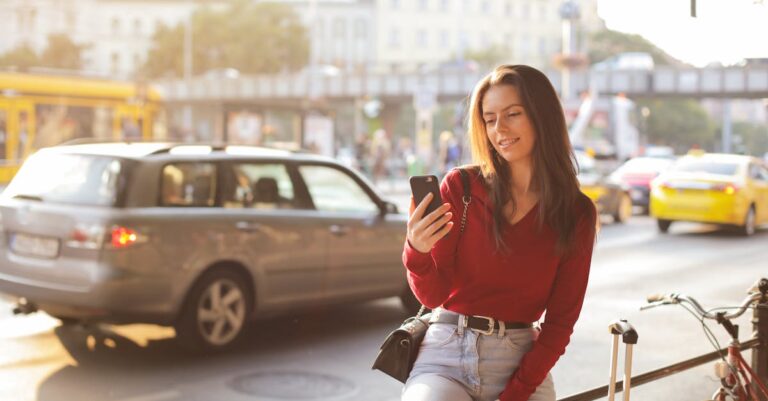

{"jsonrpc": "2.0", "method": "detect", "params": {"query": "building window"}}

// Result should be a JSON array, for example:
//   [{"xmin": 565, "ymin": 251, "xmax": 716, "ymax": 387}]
[
  {"xmin": 540, "ymin": 4, "xmax": 548, "ymax": 21},
  {"xmin": 388, "ymin": 29, "xmax": 400, "ymax": 48},
  {"xmin": 441, "ymin": 0, "xmax": 450, "ymax": 12},
  {"xmin": 354, "ymin": 19, "xmax": 366, "ymax": 39},
  {"xmin": 440, "ymin": 30, "xmax": 450, "ymax": 48},
  {"xmin": 134, "ymin": 18, "xmax": 141, "ymax": 35},
  {"xmin": 463, "ymin": 0, "xmax": 471, "ymax": 13},
  {"xmin": 481, "ymin": 0, "xmax": 490, "ymax": 14},
  {"xmin": 416, "ymin": 29, "xmax": 427, "ymax": 47},
  {"xmin": 505, "ymin": 1, "xmax": 513, "ymax": 16},
  {"xmin": 390, "ymin": 0, "xmax": 400, "ymax": 9},
  {"xmin": 133, "ymin": 53, "xmax": 141, "ymax": 69},
  {"xmin": 315, "ymin": 19, "xmax": 324, "ymax": 39},
  {"xmin": 418, "ymin": 0, "xmax": 428, "ymax": 11},
  {"xmin": 111, "ymin": 17, "xmax": 120, "ymax": 35},
  {"xmin": 333, "ymin": 17, "xmax": 346, "ymax": 38},
  {"xmin": 539, "ymin": 37, "xmax": 547, "ymax": 56},
  {"xmin": 111, "ymin": 52, "xmax": 120, "ymax": 72}
]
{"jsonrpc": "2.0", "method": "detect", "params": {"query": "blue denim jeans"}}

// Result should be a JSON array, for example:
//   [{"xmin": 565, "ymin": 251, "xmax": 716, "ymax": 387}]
[{"xmin": 402, "ymin": 309, "xmax": 555, "ymax": 401}]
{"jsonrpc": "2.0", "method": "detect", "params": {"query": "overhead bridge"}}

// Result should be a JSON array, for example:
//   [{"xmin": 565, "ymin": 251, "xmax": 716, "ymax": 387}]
[{"xmin": 154, "ymin": 66, "xmax": 768, "ymax": 104}]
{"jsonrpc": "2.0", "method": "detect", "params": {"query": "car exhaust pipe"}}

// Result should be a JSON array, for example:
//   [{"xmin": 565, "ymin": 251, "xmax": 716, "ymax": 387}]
[{"xmin": 12, "ymin": 298, "xmax": 38, "ymax": 315}]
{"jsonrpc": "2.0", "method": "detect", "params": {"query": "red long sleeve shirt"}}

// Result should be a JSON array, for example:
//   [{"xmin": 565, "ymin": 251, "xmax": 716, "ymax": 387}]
[{"xmin": 403, "ymin": 169, "xmax": 597, "ymax": 401}]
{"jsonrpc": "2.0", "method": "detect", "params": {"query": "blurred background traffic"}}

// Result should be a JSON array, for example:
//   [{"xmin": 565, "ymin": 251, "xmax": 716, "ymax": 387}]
[{"xmin": 1, "ymin": 1, "xmax": 768, "ymax": 401}]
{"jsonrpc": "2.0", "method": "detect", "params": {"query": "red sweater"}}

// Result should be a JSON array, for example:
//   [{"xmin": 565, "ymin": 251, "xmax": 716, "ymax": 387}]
[{"xmin": 403, "ymin": 169, "xmax": 596, "ymax": 401}]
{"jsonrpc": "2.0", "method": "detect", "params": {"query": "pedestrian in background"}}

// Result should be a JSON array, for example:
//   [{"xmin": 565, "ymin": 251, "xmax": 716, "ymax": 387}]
[{"xmin": 402, "ymin": 65, "xmax": 597, "ymax": 401}]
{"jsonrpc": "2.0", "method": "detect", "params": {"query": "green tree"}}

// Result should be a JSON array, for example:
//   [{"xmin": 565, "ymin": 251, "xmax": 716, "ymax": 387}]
[
  {"xmin": 0, "ymin": 44, "xmax": 39, "ymax": 71},
  {"xmin": 143, "ymin": 1, "xmax": 309, "ymax": 78},
  {"xmin": 638, "ymin": 99, "xmax": 718, "ymax": 152},
  {"xmin": 0, "ymin": 34, "xmax": 85, "ymax": 71},
  {"xmin": 588, "ymin": 29, "xmax": 678, "ymax": 66},
  {"xmin": 40, "ymin": 34, "xmax": 86, "ymax": 69},
  {"xmin": 733, "ymin": 122, "xmax": 768, "ymax": 156}
]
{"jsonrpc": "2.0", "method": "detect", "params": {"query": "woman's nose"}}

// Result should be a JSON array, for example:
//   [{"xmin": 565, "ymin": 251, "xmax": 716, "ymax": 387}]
[{"xmin": 495, "ymin": 119, "xmax": 509, "ymax": 133}]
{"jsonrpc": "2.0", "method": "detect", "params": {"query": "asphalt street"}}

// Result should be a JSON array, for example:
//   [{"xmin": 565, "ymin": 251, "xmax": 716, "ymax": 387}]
[{"xmin": 1, "ymin": 188, "xmax": 766, "ymax": 401}]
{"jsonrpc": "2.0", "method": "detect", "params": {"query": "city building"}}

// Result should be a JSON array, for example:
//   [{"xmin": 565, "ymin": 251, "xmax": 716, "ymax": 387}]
[{"xmin": 1, "ymin": 0, "xmax": 603, "ymax": 77}]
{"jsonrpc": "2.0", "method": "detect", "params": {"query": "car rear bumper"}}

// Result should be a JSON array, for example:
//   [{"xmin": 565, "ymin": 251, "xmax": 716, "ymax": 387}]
[
  {"xmin": 0, "ymin": 258, "xmax": 175, "ymax": 324},
  {"xmin": 650, "ymin": 190, "xmax": 747, "ymax": 225}
]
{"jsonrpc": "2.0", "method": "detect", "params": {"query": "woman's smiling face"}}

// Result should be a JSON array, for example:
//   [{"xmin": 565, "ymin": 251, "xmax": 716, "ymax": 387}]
[{"xmin": 481, "ymin": 84, "xmax": 536, "ymax": 167}]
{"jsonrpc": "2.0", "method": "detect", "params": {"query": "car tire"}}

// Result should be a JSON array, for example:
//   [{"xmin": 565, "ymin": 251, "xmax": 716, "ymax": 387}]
[
  {"xmin": 400, "ymin": 286, "xmax": 423, "ymax": 316},
  {"xmin": 612, "ymin": 193, "xmax": 633, "ymax": 223},
  {"xmin": 741, "ymin": 206, "xmax": 756, "ymax": 237},
  {"xmin": 657, "ymin": 219, "xmax": 672, "ymax": 233},
  {"xmin": 175, "ymin": 269, "xmax": 251, "ymax": 352}
]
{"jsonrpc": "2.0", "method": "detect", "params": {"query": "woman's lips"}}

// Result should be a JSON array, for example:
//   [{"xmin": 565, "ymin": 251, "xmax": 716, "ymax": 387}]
[{"xmin": 498, "ymin": 137, "xmax": 520, "ymax": 149}]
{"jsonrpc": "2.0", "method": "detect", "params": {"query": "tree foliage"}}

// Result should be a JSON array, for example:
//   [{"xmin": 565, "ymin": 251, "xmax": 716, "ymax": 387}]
[
  {"xmin": 0, "ymin": 34, "xmax": 84, "ymax": 71},
  {"xmin": 638, "ymin": 99, "xmax": 718, "ymax": 152},
  {"xmin": 0, "ymin": 45, "xmax": 39, "ymax": 71},
  {"xmin": 143, "ymin": 1, "xmax": 309, "ymax": 78},
  {"xmin": 588, "ymin": 29, "xmax": 678, "ymax": 66},
  {"xmin": 733, "ymin": 122, "xmax": 768, "ymax": 156}
]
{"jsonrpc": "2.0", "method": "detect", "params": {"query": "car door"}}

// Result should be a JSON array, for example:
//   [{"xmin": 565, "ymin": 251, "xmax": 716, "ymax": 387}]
[
  {"xmin": 295, "ymin": 163, "xmax": 405, "ymax": 300},
  {"xmin": 217, "ymin": 160, "xmax": 330, "ymax": 309}
]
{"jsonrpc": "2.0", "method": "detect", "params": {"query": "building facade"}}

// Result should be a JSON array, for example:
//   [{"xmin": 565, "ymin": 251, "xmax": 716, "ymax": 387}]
[{"xmin": 1, "ymin": 0, "xmax": 603, "ymax": 77}]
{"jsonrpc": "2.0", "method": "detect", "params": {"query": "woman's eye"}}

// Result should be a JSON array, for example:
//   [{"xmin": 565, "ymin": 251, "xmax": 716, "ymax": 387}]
[
  {"xmin": 508, "ymin": 112, "xmax": 521, "ymax": 117},
  {"xmin": 484, "ymin": 120, "xmax": 495, "ymax": 125}
]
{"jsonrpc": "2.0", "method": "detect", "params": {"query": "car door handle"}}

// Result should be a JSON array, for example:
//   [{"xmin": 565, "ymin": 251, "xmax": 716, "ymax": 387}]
[
  {"xmin": 329, "ymin": 224, "xmax": 351, "ymax": 236},
  {"xmin": 235, "ymin": 221, "xmax": 263, "ymax": 233}
]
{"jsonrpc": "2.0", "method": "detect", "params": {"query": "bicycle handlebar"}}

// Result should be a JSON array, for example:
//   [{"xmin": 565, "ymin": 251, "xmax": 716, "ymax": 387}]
[{"xmin": 642, "ymin": 291, "xmax": 763, "ymax": 319}]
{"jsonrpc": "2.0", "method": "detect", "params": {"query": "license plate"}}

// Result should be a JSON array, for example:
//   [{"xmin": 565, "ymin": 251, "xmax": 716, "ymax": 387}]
[{"xmin": 11, "ymin": 233, "xmax": 60, "ymax": 259}]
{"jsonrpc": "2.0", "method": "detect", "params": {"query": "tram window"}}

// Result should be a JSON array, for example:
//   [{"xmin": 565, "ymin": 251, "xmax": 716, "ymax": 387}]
[{"xmin": 35, "ymin": 105, "xmax": 100, "ymax": 147}]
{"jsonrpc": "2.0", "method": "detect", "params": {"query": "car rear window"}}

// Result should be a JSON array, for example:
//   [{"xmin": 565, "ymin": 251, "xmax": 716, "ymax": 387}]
[
  {"xmin": 672, "ymin": 160, "xmax": 739, "ymax": 176},
  {"xmin": 3, "ymin": 152, "xmax": 123, "ymax": 206}
]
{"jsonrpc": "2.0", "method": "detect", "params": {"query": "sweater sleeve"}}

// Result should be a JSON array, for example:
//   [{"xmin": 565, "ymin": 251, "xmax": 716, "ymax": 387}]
[
  {"xmin": 500, "ymin": 200, "xmax": 597, "ymax": 401},
  {"xmin": 402, "ymin": 170, "xmax": 464, "ymax": 309}
]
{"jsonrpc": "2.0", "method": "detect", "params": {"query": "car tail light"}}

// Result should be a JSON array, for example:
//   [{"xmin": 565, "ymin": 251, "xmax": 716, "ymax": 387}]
[
  {"xmin": 111, "ymin": 226, "xmax": 140, "ymax": 248},
  {"xmin": 67, "ymin": 224, "xmax": 106, "ymax": 249},
  {"xmin": 711, "ymin": 183, "xmax": 739, "ymax": 195}
]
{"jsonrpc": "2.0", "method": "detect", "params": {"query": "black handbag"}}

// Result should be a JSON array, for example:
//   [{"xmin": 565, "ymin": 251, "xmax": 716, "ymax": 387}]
[{"xmin": 372, "ymin": 168, "xmax": 473, "ymax": 383}]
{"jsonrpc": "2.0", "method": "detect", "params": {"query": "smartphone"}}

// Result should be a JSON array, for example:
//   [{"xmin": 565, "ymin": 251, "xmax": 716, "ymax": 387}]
[{"xmin": 409, "ymin": 175, "xmax": 443, "ymax": 216}]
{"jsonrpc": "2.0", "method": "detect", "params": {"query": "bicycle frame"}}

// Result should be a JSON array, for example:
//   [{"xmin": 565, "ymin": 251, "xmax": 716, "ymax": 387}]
[
  {"xmin": 559, "ymin": 278, "xmax": 768, "ymax": 401},
  {"xmin": 710, "ymin": 338, "xmax": 768, "ymax": 401}
]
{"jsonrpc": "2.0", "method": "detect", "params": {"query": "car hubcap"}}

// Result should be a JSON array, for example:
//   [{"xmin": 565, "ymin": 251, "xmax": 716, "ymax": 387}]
[{"xmin": 197, "ymin": 279, "xmax": 246, "ymax": 346}]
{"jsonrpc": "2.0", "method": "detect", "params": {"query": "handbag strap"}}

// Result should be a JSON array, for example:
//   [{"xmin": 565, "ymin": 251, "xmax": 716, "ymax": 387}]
[{"xmin": 415, "ymin": 168, "xmax": 473, "ymax": 319}]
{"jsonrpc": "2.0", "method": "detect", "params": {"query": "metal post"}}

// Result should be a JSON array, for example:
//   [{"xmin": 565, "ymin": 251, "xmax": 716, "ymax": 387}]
[
  {"xmin": 752, "ymin": 296, "xmax": 768, "ymax": 401},
  {"xmin": 183, "ymin": 12, "xmax": 194, "ymax": 141},
  {"xmin": 722, "ymin": 99, "xmax": 732, "ymax": 153},
  {"xmin": 608, "ymin": 334, "xmax": 619, "ymax": 401}
]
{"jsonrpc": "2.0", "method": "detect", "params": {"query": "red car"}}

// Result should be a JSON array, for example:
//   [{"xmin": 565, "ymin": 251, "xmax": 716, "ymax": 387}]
[{"xmin": 609, "ymin": 157, "xmax": 675, "ymax": 213}]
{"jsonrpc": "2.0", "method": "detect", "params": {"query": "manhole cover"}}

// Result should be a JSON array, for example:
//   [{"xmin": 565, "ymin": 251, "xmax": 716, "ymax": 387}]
[{"xmin": 229, "ymin": 371, "xmax": 358, "ymax": 399}]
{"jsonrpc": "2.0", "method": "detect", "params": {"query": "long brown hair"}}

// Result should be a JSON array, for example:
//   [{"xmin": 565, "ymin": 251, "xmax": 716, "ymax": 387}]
[{"xmin": 467, "ymin": 64, "xmax": 582, "ymax": 253}]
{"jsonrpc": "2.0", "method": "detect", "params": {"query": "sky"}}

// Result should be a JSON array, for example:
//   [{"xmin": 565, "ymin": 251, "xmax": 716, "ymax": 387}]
[{"xmin": 596, "ymin": 0, "xmax": 768, "ymax": 67}]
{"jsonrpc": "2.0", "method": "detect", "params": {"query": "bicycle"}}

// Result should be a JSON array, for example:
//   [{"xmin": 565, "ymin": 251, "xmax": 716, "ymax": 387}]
[{"xmin": 641, "ymin": 278, "xmax": 768, "ymax": 401}]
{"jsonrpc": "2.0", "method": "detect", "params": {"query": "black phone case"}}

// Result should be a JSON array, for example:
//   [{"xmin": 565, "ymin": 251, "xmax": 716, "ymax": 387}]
[{"xmin": 410, "ymin": 175, "xmax": 443, "ymax": 215}]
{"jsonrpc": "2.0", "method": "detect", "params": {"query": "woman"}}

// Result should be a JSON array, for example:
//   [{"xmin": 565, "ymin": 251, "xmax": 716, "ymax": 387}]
[{"xmin": 402, "ymin": 65, "xmax": 597, "ymax": 401}]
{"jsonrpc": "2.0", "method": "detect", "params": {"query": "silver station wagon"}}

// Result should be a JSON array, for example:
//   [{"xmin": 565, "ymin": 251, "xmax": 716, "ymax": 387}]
[{"xmin": 0, "ymin": 142, "xmax": 415, "ymax": 350}]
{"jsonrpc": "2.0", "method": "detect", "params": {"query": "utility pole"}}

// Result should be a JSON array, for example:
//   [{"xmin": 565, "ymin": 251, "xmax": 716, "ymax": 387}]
[{"xmin": 183, "ymin": 11, "xmax": 194, "ymax": 141}]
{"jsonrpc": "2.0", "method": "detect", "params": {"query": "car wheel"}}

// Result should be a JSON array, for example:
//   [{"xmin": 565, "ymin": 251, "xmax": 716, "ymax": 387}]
[
  {"xmin": 175, "ymin": 269, "xmax": 251, "ymax": 352},
  {"xmin": 613, "ymin": 193, "xmax": 633, "ymax": 223},
  {"xmin": 741, "ymin": 206, "xmax": 756, "ymax": 237},
  {"xmin": 399, "ymin": 286, "xmax": 423, "ymax": 316},
  {"xmin": 657, "ymin": 219, "xmax": 672, "ymax": 233}
]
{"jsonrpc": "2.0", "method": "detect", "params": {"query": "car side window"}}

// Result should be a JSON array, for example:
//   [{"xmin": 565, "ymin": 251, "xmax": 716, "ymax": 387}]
[
  {"xmin": 223, "ymin": 163, "xmax": 296, "ymax": 209},
  {"xmin": 298, "ymin": 165, "xmax": 378, "ymax": 213},
  {"xmin": 160, "ymin": 163, "xmax": 216, "ymax": 207}
]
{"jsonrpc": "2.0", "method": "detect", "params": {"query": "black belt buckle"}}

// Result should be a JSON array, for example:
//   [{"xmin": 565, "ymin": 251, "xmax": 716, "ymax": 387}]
[{"xmin": 470, "ymin": 315, "xmax": 495, "ymax": 335}]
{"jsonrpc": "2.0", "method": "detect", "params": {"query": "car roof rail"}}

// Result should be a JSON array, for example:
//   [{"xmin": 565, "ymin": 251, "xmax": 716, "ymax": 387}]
[{"xmin": 146, "ymin": 142, "xmax": 228, "ymax": 156}]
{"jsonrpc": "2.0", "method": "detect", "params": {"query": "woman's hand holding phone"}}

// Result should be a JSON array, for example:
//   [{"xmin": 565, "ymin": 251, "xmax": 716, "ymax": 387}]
[{"xmin": 406, "ymin": 192, "xmax": 454, "ymax": 253}]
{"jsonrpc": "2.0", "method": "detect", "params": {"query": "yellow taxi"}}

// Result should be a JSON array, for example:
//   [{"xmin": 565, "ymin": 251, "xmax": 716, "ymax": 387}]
[
  {"xmin": 576, "ymin": 150, "xmax": 633, "ymax": 223},
  {"xmin": 650, "ymin": 151, "xmax": 768, "ymax": 235}
]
